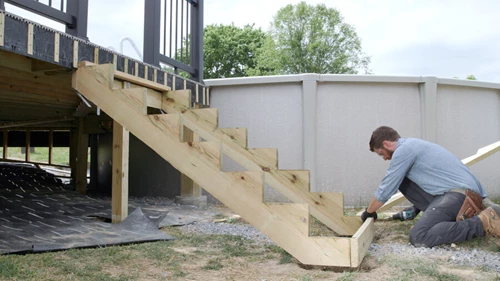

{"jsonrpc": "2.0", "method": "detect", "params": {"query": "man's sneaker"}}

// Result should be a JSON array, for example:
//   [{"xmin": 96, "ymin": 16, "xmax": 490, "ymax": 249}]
[{"xmin": 478, "ymin": 205, "xmax": 500, "ymax": 236}]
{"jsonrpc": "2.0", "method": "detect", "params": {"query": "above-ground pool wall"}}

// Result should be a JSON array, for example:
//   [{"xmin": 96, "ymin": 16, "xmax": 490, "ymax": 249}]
[
  {"xmin": 207, "ymin": 75, "xmax": 500, "ymax": 207},
  {"xmin": 315, "ymin": 80, "xmax": 422, "ymax": 207},
  {"xmin": 205, "ymin": 80, "xmax": 304, "ymax": 202},
  {"xmin": 435, "ymin": 82, "xmax": 500, "ymax": 197}
]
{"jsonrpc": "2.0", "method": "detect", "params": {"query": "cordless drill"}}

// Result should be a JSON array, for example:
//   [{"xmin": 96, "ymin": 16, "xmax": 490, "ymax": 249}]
[{"xmin": 392, "ymin": 206, "xmax": 420, "ymax": 221}]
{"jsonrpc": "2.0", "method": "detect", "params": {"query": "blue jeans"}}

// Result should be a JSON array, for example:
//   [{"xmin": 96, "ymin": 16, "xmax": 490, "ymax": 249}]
[{"xmin": 398, "ymin": 178, "xmax": 485, "ymax": 247}]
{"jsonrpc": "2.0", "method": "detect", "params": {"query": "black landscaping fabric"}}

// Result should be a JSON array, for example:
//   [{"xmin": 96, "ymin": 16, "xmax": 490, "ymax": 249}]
[{"xmin": 0, "ymin": 162, "xmax": 175, "ymax": 254}]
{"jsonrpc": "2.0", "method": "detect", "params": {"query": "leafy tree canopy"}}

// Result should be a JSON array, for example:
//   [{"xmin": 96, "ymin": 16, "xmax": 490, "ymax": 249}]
[
  {"xmin": 262, "ymin": 1, "xmax": 371, "ymax": 75},
  {"xmin": 203, "ymin": 24, "xmax": 267, "ymax": 79}
]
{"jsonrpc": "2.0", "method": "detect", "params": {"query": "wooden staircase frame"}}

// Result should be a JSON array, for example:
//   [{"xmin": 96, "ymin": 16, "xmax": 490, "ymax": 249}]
[{"xmin": 72, "ymin": 62, "xmax": 373, "ymax": 267}]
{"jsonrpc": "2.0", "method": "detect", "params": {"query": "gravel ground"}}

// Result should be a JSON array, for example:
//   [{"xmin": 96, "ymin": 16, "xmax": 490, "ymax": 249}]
[
  {"xmin": 180, "ymin": 221, "xmax": 500, "ymax": 272},
  {"xmin": 180, "ymin": 222, "xmax": 274, "ymax": 245},
  {"xmin": 370, "ymin": 242, "xmax": 500, "ymax": 272}
]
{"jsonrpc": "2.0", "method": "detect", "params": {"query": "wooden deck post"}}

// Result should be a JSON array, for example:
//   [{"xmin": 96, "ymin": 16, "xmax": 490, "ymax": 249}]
[
  {"xmin": 48, "ymin": 130, "xmax": 53, "ymax": 164},
  {"xmin": 25, "ymin": 130, "xmax": 31, "ymax": 162},
  {"xmin": 2, "ymin": 129, "xmax": 7, "ymax": 159},
  {"xmin": 112, "ymin": 120, "xmax": 129, "ymax": 223},
  {"xmin": 75, "ymin": 117, "xmax": 88, "ymax": 194},
  {"xmin": 180, "ymin": 125, "xmax": 202, "ymax": 197}
]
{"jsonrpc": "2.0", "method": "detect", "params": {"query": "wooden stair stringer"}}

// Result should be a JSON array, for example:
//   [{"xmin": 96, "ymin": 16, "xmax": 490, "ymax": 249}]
[
  {"xmin": 72, "ymin": 63, "xmax": 373, "ymax": 267},
  {"xmin": 221, "ymin": 172, "xmax": 352, "ymax": 267},
  {"xmin": 182, "ymin": 109, "xmax": 361, "ymax": 235},
  {"xmin": 268, "ymin": 170, "xmax": 361, "ymax": 231}
]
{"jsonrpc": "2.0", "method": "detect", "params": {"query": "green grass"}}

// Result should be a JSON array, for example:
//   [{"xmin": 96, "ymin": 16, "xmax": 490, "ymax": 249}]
[
  {"xmin": 202, "ymin": 258, "xmax": 223, "ymax": 270},
  {"xmin": 336, "ymin": 271, "xmax": 358, "ymax": 281},
  {"xmin": 0, "ymin": 228, "xmax": 267, "ymax": 280},
  {"xmin": 384, "ymin": 256, "xmax": 462, "ymax": 281},
  {"xmin": 266, "ymin": 244, "xmax": 293, "ymax": 264},
  {"xmin": 4, "ymin": 147, "xmax": 71, "ymax": 166}
]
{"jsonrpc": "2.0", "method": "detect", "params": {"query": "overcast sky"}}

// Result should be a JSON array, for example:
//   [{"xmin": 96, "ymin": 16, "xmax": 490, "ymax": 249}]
[{"xmin": 6, "ymin": 0, "xmax": 500, "ymax": 82}]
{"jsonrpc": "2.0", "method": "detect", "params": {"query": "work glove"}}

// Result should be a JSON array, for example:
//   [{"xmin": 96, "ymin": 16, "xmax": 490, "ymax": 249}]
[{"xmin": 361, "ymin": 209, "xmax": 378, "ymax": 222}]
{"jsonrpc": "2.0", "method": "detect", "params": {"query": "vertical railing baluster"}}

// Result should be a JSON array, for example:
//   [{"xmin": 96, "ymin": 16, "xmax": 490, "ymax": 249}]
[
  {"xmin": 180, "ymin": 0, "xmax": 184, "ymax": 62},
  {"xmin": 174, "ymin": 0, "xmax": 178, "ymax": 60},
  {"xmin": 169, "ymin": 0, "xmax": 173, "ymax": 58},
  {"xmin": 186, "ymin": 2, "xmax": 189, "ymax": 63},
  {"xmin": 163, "ymin": 0, "xmax": 167, "ymax": 55},
  {"xmin": 144, "ymin": 0, "xmax": 203, "ymax": 81}
]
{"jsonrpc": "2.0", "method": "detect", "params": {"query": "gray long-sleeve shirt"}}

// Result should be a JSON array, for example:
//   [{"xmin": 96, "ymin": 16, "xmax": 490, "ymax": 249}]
[{"xmin": 374, "ymin": 138, "xmax": 487, "ymax": 203}]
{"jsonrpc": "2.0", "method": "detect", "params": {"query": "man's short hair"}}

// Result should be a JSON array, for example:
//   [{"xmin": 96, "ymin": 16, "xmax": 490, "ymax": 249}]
[{"xmin": 369, "ymin": 126, "xmax": 401, "ymax": 152}]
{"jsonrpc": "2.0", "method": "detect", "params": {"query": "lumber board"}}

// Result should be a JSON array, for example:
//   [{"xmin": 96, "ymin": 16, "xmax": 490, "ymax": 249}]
[
  {"xmin": 350, "ymin": 218, "xmax": 374, "ymax": 267},
  {"xmin": 48, "ymin": 130, "xmax": 53, "ymax": 164},
  {"xmin": 161, "ymin": 89, "xmax": 191, "ymax": 114},
  {"xmin": 185, "ymin": 141, "xmax": 221, "ymax": 169},
  {"xmin": 0, "ymin": 91, "xmax": 77, "ymax": 107},
  {"xmin": 111, "ymin": 66, "xmax": 171, "ymax": 92},
  {"xmin": 247, "ymin": 148, "xmax": 278, "ymax": 171},
  {"xmin": 266, "ymin": 203, "xmax": 309, "ymax": 236},
  {"xmin": 148, "ymin": 114, "xmax": 182, "ymax": 141},
  {"xmin": 0, "ymin": 66, "xmax": 73, "ymax": 90},
  {"xmin": 219, "ymin": 128, "xmax": 248, "ymax": 149},
  {"xmin": 54, "ymin": 33, "xmax": 59, "ymax": 62},
  {"xmin": 378, "ymin": 140, "xmax": 500, "ymax": 212},
  {"xmin": 462, "ymin": 140, "xmax": 500, "ymax": 166},
  {"xmin": 3, "ymin": 129, "xmax": 8, "ymax": 159},
  {"xmin": 75, "ymin": 117, "xmax": 88, "ymax": 194},
  {"xmin": 72, "ymin": 64, "xmax": 354, "ymax": 266},
  {"xmin": 73, "ymin": 40, "xmax": 78, "ymax": 68},
  {"xmin": 31, "ymin": 59, "xmax": 68, "ymax": 72},
  {"xmin": 121, "ymin": 88, "xmax": 148, "ymax": 114},
  {"xmin": 182, "ymin": 108, "xmax": 219, "ymax": 132},
  {"xmin": 25, "ymin": 130, "xmax": 31, "ymax": 162},
  {"xmin": 0, "ymin": 12, "xmax": 4, "ymax": 47},
  {"xmin": 27, "ymin": 24, "xmax": 33, "ymax": 55},
  {"xmin": 112, "ymin": 120, "xmax": 129, "ymax": 223},
  {"xmin": 182, "ymin": 108, "xmax": 361, "ymax": 235},
  {"xmin": 181, "ymin": 118, "xmax": 202, "ymax": 197}
]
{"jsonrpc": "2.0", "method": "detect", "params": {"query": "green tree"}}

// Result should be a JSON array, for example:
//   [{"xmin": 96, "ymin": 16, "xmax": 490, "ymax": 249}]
[
  {"xmin": 203, "ymin": 24, "xmax": 268, "ymax": 79},
  {"xmin": 263, "ymin": 1, "xmax": 370, "ymax": 74}
]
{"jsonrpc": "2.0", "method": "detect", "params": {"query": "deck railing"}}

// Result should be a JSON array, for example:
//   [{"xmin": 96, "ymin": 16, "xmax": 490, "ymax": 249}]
[
  {"xmin": 144, "ymin": 0, "xmax": 204, "ymax": 82},
  {"xmin": 1, "ymin": 0, "xmax": 88, "ymax": 39}
]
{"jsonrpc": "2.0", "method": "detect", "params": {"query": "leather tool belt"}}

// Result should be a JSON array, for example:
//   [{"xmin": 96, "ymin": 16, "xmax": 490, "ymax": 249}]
[{"xmin": 456, "ymin": 189, "xmax": 485, "ymax": 221}]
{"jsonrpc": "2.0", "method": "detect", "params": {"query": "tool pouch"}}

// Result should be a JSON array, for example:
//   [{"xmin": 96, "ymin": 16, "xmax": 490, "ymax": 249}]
[{"xmin": 456, "ymin": 190, "xmax": 486, "ymax": 221}]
